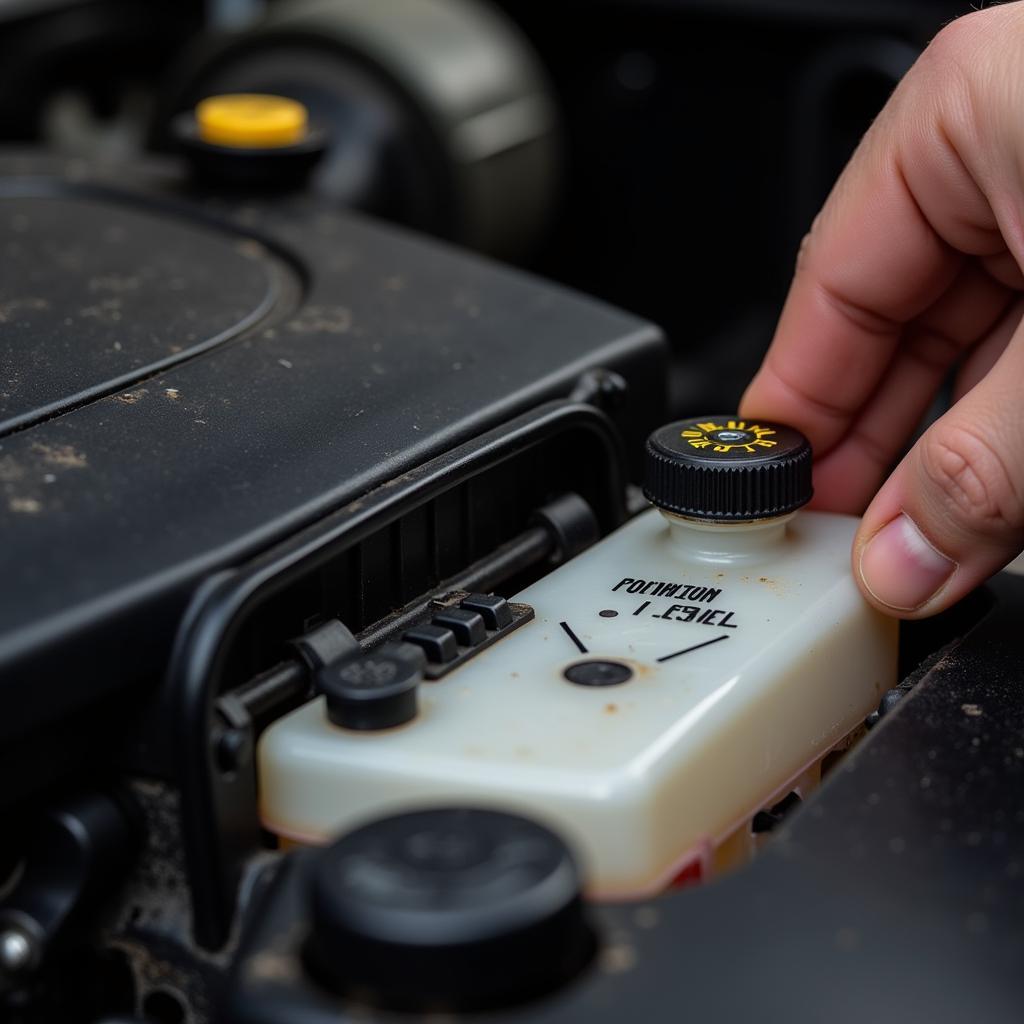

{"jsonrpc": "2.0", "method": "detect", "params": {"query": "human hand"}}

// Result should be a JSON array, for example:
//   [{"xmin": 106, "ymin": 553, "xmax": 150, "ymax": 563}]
[{"xmin": 739, "ymin": 4, "xmax": 1024, "ymax": 618}]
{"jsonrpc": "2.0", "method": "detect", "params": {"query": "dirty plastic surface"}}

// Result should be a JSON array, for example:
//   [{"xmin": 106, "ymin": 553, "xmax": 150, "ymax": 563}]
[{"xmin": 260, "ymin": 508, "xmax": 898, "ymax": 894}]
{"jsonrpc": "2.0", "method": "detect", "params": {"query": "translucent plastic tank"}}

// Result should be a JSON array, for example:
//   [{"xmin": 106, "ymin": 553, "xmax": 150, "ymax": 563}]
[{"xmin": 258, "ymin": 418, "xmax": 898, "ymax": 895}]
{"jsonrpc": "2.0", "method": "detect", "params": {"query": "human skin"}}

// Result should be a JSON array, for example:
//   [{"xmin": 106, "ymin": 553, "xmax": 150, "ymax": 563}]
[{"xmin": 739, "ymin": 3, "xmax": 1024, "ymax": 619}]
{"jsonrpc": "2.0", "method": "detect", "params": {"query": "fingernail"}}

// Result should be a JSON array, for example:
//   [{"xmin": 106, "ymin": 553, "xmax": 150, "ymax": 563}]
[{"xmin": 859, "ymin": 512, "xmax": 956, "ymax": 611}]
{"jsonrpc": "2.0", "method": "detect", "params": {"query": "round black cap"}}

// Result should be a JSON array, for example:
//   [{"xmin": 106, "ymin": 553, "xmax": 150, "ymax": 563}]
[
  {"xmin": 318, "ymin": 643, "xmax": 424, "ymax": 731},
  {"xmin": 644, "ymin": 416, "xmax": 812, "ymax": 521},
  {"xmin": 304, "ymin": 807, "xmax": 589, "ymax": 1007}
]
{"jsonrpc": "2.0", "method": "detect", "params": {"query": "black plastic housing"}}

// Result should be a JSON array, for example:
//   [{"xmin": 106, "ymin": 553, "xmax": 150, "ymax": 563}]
[{"xmin": 0, "ymin": 153, "xmax": 667, "ymax": 750}]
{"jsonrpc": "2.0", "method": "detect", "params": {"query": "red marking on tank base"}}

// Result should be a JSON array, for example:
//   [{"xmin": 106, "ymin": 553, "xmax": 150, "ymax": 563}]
[{"xmin": 668, "ymin": 852, "xmax": 704, "ymax": 889}]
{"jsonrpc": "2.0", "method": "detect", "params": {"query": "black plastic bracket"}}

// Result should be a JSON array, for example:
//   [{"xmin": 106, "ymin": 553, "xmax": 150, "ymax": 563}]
[
  {"xmin": 414, "ymin": 591, "xmax": 533, "ymax": 681},
  {"xmin": 0, "ymin": 791, "xmax": 136, "ymax": 993},
  {"xmin": 163, "ymin": 400, "xmax": 628, "ymax": 950},
  {"xmin": 290, "ymin": 620, "xmax": 359, "ymax": 674}
]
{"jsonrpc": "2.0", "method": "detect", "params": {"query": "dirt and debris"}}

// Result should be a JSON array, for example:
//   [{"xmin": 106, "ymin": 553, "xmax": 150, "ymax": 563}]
[
  {"xmin": 31, "ymin": 442, "xmax": 87, "ymax": 469},
  {"xmin": 234, "ymin": 237, "xmax": 267, "ymax": 260},
  {"xmin": 88, "ymin": 273, "xmax": 140, "ymax": 293},
  {"xmin": 2, "ymin": 442, "xmax": 89, "ymax": 514},
  {"xmin": 755, "ymin": 574, "xmax": 789, "ymax": 596},
  {"xmin": 8, "ymin": 496, "xmax": 41, "ymax": 514},
  {"xmin": 116, "ymin": 388, "xmax": 148, "ymax": 405},
  {"xmin": 0, "ymin": 297, "xmax": 48, "ymax": 323},
  {"xmin": 246, "ymin": 948, "xmax": 302, "ymax": 985},
  {"xmin": 286, "ymin": 305, "xmax": 352, "ymax": 335},
  {"xmin": 961, "ymin": 703, "xmax": 983, "ymax": 717},
  {"xmin": 599, "ymin": 941, "xmax": 638, "ymax": 974},
  {"xmin": 633, "ymin": 906, "xmax": 659, "ymax": 929},
  {"xmin": 79, "ymin": 296, "xmax": 124, "ymax": 323},
  {"xmin": 0, "ymin": 455, "xmax": 24, "ymax": 483}
]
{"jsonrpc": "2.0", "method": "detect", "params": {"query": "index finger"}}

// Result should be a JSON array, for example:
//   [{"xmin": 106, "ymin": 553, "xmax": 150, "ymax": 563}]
[{"xmin": 739, "ymin": 30, "xmax": 1000, "ymax": 461}]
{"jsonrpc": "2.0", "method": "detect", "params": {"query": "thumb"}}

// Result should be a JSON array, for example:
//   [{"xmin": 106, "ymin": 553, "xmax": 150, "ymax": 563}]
[{"xmin": 854, "ymin": 324, "xmax": 1024, "ymax": 618}]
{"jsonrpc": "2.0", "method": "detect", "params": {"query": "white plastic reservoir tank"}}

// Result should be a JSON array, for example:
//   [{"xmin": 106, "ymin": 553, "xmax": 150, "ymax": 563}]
[{"xmin": 258, "ymin": 417, "xmax": 898, "ymax": 896}]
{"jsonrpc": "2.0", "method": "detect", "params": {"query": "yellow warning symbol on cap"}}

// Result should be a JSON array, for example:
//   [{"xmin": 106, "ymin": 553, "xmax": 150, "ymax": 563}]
[
  {"xmin": 681, "ymin": 420, "xmax": 777, "ymax": 454},
  {"xmin": 195, "ymin": 93, "xmax": 308, "ymax": 149}
]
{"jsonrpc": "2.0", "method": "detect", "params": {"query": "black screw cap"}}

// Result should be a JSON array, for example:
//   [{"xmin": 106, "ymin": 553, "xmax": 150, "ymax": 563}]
[
  {"xmin": 318, "ymin": 643, "xmax": 425, "ymax": 731},
  {"xmin": 305, "ymin": 808, "xmax": 590, "ymax": 1008},
  {"xmin": 644, "ymin": 416, "xmax": 812, "ymax": 521}
]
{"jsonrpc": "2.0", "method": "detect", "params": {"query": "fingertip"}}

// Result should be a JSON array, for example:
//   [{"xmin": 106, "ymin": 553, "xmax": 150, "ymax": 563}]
[
  {"xmin": 855, "ymin": 511, "xmax": 958, "ymax": 617},
  {"xmin": 736, "ymin": 370, "xmax": 765, "ymax": 420}
]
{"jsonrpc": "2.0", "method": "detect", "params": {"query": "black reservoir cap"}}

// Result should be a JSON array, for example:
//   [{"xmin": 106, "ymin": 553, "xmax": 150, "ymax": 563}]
[
  {"xmin": 644, "ymin": 416, "xmax": 812, "ymax": 521},
  {"xmin": 317, "ymin": 643, "xmax": 425, "ymax": 731},
  {"xmin": 304, "ymin": 807, "xmax": 590, "ymax": 1008}
]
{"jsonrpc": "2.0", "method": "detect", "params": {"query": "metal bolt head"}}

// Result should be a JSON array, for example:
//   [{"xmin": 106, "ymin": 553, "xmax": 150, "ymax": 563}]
[
  {"xmin": 215, "ymin": 728, "xmax": 253, "ymax": 774},
  {"xmin": 0, "ymin": 928, "xmax": 34, "ymax": 973}
]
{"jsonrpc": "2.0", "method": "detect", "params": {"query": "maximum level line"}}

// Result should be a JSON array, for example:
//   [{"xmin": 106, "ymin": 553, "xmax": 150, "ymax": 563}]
[{"xmin": 656, "ymin": 634, "xmax": 730, "ymax": 663}]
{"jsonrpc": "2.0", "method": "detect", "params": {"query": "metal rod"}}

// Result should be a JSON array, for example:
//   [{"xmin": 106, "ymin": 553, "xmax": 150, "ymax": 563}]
[
  {"xmin": 221, "ymin": 524, "xmax": 554, "ymax": 722},
  {"xmin": 357, "ymin": 525, "xmax": 552, "ymax": 649}
]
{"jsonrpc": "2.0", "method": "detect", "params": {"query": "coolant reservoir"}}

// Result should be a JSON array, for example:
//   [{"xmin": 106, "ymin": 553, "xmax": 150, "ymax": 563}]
[{"xmin": 258, "ymin": 417, "xmax": 898, "ymax": 896}]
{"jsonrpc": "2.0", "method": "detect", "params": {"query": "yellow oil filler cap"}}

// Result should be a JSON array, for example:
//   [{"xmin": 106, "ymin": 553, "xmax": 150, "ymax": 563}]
[{"xmin": 195, "ymin": 94, "xmax": 308, "ymax": 149}]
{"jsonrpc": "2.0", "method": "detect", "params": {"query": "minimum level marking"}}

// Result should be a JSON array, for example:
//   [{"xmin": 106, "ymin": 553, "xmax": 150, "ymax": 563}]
[{"xmin": 559, "ymin": 621, "xmax": 588, "ymax": 654}]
